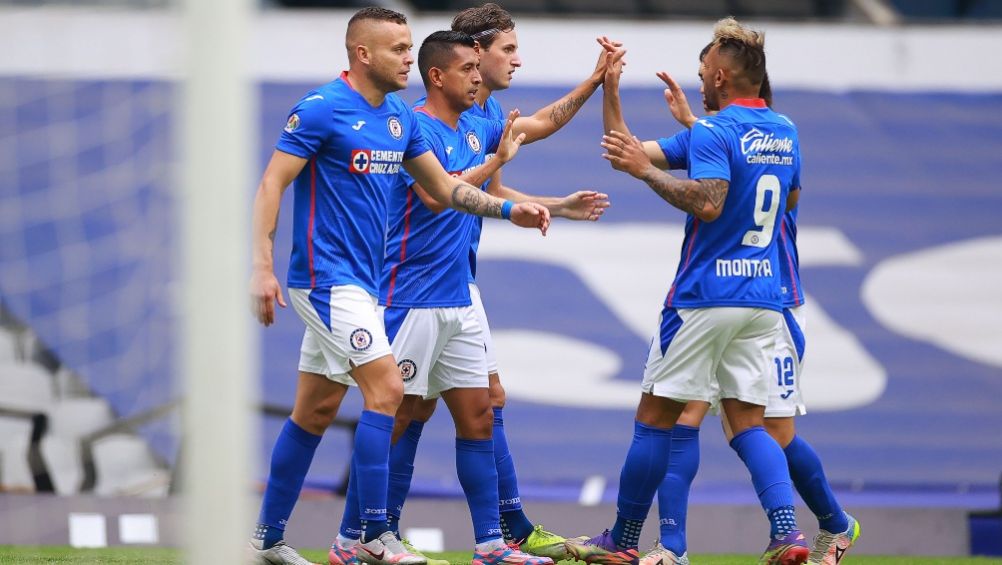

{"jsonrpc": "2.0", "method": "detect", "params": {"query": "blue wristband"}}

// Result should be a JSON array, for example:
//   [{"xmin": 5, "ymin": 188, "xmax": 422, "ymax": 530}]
[{"xmin": 500, "ymin": 200, "xmax": 514, "ymax": 220}]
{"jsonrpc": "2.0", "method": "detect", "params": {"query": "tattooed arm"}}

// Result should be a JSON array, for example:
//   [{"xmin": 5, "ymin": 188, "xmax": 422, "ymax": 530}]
[
  {"xmin": 403, "ymin": 151, "xmax": 550, "ymax": 233},
  {"xmin": 639, "ymin": 171, "xmax": 728, "ymax": 222},
  {"xmin": 250, "ymin": 149, "xmax": 307, "ymax": 326},
  {"xmin": 512, "ymin": 43, "xmax": 619, "ymax": 144},
  {"xmin": 602, "ymin": 130, "xmax": 728, "ymax": 222}
]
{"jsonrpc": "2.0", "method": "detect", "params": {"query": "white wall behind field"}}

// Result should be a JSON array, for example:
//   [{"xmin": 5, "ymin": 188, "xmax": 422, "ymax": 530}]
[{"xmin": 2, "ymin": 6, "xmax": 1002, "ymax": 91}]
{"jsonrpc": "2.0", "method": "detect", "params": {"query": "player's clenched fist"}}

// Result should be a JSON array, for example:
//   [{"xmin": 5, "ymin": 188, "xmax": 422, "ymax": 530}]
[{"xmin": 509, "ymin": 201, "xmax": 551, "ymax": 235}]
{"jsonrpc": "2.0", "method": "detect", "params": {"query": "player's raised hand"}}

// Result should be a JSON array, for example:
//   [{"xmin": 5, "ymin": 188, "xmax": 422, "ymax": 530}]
[
  {"xmin": 602, "ymin": 130, "xmax": 653, "ymax": 179},
  {"xmin": 657, "ymin": 71, "xmax": 697, "ymax": 128},
  {"xmin": 496, "ymin": 109, "xmax": 527, "ymax": 164},
  {"xmin": 591, "ymin": 36, "xmax": 624, "ymax": 85},
  {"xmin": 509, "ymin": 201, "xmax": 551, "ymax": 235},
  {"xmin": 250, "ymin": 269, "xmax": 287, "ymax": 327},
  {"xmin": 557, "ymin": 190, "xmax": 611, "ymax": 221}
]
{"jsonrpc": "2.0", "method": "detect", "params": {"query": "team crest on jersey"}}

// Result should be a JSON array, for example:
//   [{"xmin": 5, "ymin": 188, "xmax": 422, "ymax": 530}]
[
  {"xmin": 350, "ymin": 149, "xmax": 371, "ymax": 173},
  {"xmin": 284, "ymin": 113, "xmax": 300, "ymax": 133},
  {"xmin": 398, "ymin": 359, "xmax": 417, "ymax": 382},
  {"xmin": 350, "ymin": 328, "xmax": 372, "ymax": 351},
  {"xmin": 387, "ymin": 116, "xmax": 404, "ymax": 139},
  {"xmin": 466, "ymin": 131, "xmax": 482, "ymax": 153}
]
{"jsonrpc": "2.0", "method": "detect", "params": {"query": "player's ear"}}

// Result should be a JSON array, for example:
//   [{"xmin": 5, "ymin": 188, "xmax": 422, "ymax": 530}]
[
  {"xmin": 429, "ymin": 67, "xmax": 444, "ymax": 88},
  {"xmin": 356, "ymin": 44, "xmax": 371, "ymax": 65}
]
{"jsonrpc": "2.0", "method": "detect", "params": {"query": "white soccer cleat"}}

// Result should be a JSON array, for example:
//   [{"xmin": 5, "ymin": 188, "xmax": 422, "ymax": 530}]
[
  {"xmin": 356, "ymin": 531, "xmax": 428, "ymax": 565},
  {"xmin": 248, "ymin": 539, "xmax": 320, "ymax": 565},
  {"xmin": 639, "ymin": 541, "xmax": 689, "ymax": 565},
  {"xmin": 808, "ymin": 513, "xmax": 861, "ymax": 565}
]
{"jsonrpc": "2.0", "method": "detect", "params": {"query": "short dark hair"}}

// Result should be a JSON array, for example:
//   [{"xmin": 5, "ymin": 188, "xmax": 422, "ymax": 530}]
[
  {"xmin": 418, "ymin": 31, "xmax": 477, "ymax": 88},
  {"xmin": 451, "ymin": 3, "xmax": 514, "ymax": 50},
  {"xmin": 348, "ymin": 6, "xmax": 408, "ymax": 30},
  {"xmin": 759, "ymin": 72, "xmax": 773, "ymax": 107}
]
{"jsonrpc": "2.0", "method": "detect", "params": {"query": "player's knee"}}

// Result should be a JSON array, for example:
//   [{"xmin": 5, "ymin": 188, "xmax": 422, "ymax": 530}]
[
  {"xmin": 458, "ymin": 403, "xmax": 493, "ymax": 440},
  {"xmin": 295, "ymin": 407, "xmax": 336, "ymax": 435},
  {"xmin": 412, "ymin": 398, "xmax": 438, "ymax": 422},
  {"xmin": 366, "ymin": 378, "xmax": 404, "ymax": 415}
]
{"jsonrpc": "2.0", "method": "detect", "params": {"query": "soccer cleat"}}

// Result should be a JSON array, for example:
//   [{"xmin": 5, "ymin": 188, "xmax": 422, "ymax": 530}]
[
  {"xmin": 759, "ymin": 530, "xmax": 810, "ymax": 565},
  {"xmin": 400, "ymin": 539, "xmax": 451, "ymax": 565},
  {"xmin": 511, "ymin": 524, "xmax": 574, "ymax": 561},
  {"xmin": 639, "ymin": 541, "xmax": 689, "ymax": 565},
  {"xmin": 564, "ymin": 530, "xmax": 640, "ymax": 565},
  {"xmin": 329, "ymin": 538, "xmax": 360, "ymax": 565},
  {"xmin": 356, "ymin": 531, "xmax": 427, "ymax": 565},
  {"xmin": 249, "ymin": 539, "xmax": 319, "ymax": 565},
  {"xmin": 808, "ymin": 513, "xmax": 860, "ymax": 565},
  {"xmin": 473, "ymin": 545, "xmax": 555, "ymax": 565}
]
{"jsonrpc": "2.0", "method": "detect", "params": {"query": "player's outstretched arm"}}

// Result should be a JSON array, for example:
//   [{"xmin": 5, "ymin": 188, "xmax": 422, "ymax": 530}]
[
  {"xmin": 403, "ymin": 152, "xmax": 550, "ymax": 234},
  {"xmin": 410, "ymin": 110, "xmax": 526, "ymax": 214},
  {"xmin": 602, "ymin": 130, "xmax": 726, "ymax": 221},
  {"xmin": 487, "ymin": 173, "xmax": 609, "ymax": 221},
  {"xmin": 599, "ymin": 39, "xmax": 670, "ymax": 170},
  {"xmin": 512, "ymin": 40, "xmax": 620, "ymax": 145},
  {"xmin": 250, "ymin": 150, "xmax": 307, "ymax": 326}
]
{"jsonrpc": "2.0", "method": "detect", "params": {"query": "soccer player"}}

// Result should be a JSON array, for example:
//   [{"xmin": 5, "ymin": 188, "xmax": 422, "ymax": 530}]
[
  {"xmin": 329, "ymin": 30, "xmax": 556, "ymax": 565},
  {"xmin": 247, "ymin": 8, "xmax": 550, "ymax": 565},
  {"xmin": 621, "ymin": 43, "xmax": 859, "ymax": 565},
  {"xmin": 565, "ymin": 19, "xmax": 809, "ymax": 565},
  {"xmin": 375, "ymin": 5, "xmax": 616, "ymax": 560}
]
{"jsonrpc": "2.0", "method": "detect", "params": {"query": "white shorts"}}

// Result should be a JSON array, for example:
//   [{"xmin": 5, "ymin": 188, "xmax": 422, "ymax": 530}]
[
  {"xmin": 289, "ymin": 285, "xmax": 392, "ymax": 384},
  {"xmin": 764, "ymin": 305, "xmax": 807, "ymax": 418},
  {"xmin": 469, "ymin": 283, "xmax": 499, "ymax": 374},
  {"xmin": 383, "ymin": 305, "xmax": 488, "ymax": 399},
  {"xmin": 641, "ymin": 307, "xmax": 782, "ymax": 406}
]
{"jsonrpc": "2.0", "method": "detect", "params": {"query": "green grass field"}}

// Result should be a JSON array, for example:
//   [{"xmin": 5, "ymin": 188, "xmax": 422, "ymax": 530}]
[{"xmin": 1, "ymin": 547, "xmax": 1001, "ymax": 565}]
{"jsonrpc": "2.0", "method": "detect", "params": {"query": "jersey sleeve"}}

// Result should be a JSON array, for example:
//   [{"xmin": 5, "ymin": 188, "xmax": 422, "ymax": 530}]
[
  {"xmin": 403, "ymin": 109, "xmax": 431, "ymax": 160},
  {"xmin": 275, "ymin": 93, "xmax": 331, "ymax": 159},
  {"xmin": 688, "ymin": 119, "xmax": 731, "ymax": 181},
  {"xmin": 657, "ymin": 129, "xmax": 691, "ymax": 170}
]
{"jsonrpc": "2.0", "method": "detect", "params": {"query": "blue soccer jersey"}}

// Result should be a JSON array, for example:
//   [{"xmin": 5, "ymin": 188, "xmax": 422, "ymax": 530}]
[
  {"xmin": 380, "ymin": 108, "xmax": 504, "ymax": 308},
  {"xmin": 416, "ymin": 94, "xmax": 507, "ymax": 283},
  {"xmin": 658, "ymin": 126, "xmax": 804, "ymax": 308},
  {"xmin": 276, "ymin": 72, "xmax": 429, "ymax": 295},
  {"xmin": 661, "ymin": 99, "xmax": 801, "ymax": 311}
]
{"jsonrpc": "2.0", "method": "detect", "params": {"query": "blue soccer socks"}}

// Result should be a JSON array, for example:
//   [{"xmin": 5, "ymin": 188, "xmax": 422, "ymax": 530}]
[
  {"xmin": 657, "ymin": 424, "xmax": 699, "ymax": 555},
  {"xmin": 457, "ymin": 437, "xmax": 503, "ymax": 543},
  {"xmin": 256, "ymin": 418, "xmax": 322, "ymax": 549},
  {"xmin": 784, "ymin": 435, "xmax": 849, "ymax": 533},
  {"xmin": 730, "ymin": 426, "xmax": 798, "ymax": 539}
]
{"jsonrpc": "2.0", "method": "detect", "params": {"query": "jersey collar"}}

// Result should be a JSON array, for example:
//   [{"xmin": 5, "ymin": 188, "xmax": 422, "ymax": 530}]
[{"xmin": 732, "ymin": 98, "xmax": 767, "ymax": 108}]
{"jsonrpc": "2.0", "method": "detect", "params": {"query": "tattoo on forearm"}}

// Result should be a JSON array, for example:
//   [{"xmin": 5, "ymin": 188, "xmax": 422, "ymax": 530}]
[
  {"xmin": 268, "ymin": 228, "xmax": 276, "ymax": 242},
  {"xmin": 549, "ymin": 94, "xmax": 588, "ymax": 127},
  {"xmin": 451, "ymin": 183, "xmax": 503, "ymax": 218},
  {"xmin": 640, "ymin": 171, "xmax": 728, "ymax": 217}
]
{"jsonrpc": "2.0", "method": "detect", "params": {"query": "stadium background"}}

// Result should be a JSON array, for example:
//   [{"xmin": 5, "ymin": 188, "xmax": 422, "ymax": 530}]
[{"xmin": 1, "ymin": 0, "xmax": 1001, "ymax": 558}]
